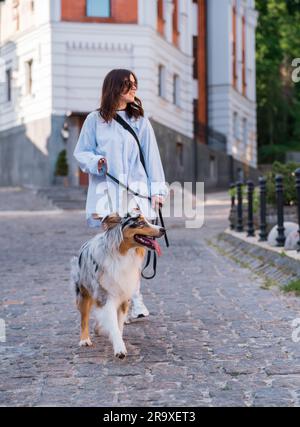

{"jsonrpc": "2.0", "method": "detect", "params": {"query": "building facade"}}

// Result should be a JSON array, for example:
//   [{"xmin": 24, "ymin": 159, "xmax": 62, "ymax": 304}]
[
  {"xmin": 207, "ymin": 0, "xmax": 258, "ymax": 170},
  {"xmin": 0, "ymin": 0, "xmax": 258, "ymax": 189}
]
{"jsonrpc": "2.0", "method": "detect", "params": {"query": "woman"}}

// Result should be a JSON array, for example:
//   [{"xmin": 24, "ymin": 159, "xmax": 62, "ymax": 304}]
[{"xmin": 73, "ymin": 69, "xmax": 168, "ymax": 320}]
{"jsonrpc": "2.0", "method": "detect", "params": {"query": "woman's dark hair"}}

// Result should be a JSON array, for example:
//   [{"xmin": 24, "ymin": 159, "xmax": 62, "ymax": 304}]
[{"xmin": 97, "ymin": 69, "xmax": 144, "ymax": 123}]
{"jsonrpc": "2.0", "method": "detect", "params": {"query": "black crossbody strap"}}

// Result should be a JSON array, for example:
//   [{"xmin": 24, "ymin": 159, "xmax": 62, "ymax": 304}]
[
  {"xmin": 114, "ymin": 114, "xmax": 148, "ymax": 178},
  {"xmin": 113, "ymin": 113, "xmax": 170, "ymax": 254}
]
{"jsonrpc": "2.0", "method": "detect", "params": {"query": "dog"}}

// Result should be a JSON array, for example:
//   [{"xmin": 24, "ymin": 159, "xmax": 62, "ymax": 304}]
[{"xmin": 70, "ymin": 210, "xmax": 165, "ymax": 359}]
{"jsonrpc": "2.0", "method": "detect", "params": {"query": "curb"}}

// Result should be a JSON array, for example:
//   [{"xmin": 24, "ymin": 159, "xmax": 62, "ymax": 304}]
[{"xmin": 212, "ymin": 232, "xmax": 300, "ymax": 287}]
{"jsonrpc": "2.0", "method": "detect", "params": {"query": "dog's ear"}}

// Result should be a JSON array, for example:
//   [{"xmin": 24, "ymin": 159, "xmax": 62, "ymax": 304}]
[{"xmin": 101, "ymin": 213, "xmax": 122, "ymax": 231}]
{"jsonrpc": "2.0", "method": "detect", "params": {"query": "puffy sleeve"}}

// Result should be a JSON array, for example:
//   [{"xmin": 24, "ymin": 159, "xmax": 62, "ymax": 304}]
[
  {"xmin": 73, "ymin": 112, "xmax": 105, "ymax": 176},
  {"xmin": 139, "ymin": 116, "xmax": 169, "ymax": 199}
]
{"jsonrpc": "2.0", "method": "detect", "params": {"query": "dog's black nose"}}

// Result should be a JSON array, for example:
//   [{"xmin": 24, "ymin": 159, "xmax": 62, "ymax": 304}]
[{"xmin": 160, "ymin": 227, "xmax": 166, "ymax": 234}]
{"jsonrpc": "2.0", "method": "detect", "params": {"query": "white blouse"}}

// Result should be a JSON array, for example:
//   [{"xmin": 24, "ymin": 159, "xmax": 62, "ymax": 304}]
[{"xmin": 73, "ymin": 109, "xmax": 169, "ymax": 227}]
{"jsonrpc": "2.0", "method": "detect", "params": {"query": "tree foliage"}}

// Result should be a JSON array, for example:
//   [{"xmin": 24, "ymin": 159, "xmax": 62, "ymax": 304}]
[
  {"xmin": 256, "ymin": 0, "xmax": 300, "ymax": 163},
  {"xmin": 55, "ymin": 149, "xmax": 69, "ymax": 176}
]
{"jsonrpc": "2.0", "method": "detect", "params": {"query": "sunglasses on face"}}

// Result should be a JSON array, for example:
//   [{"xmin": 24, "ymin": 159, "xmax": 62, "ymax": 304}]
[{"xmin": 122, "ymin": 80, "xmax": 138, "ymax": 91}]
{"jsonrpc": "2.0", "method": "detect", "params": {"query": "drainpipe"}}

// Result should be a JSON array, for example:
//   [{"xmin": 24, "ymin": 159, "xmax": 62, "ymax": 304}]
[
  {"xmin": 204, "ymin": 0, "xmax": 208, "ymax": 139},
  {"xmin": 0, "ymin": 1, "xmax": 3, "ymax": 51}
]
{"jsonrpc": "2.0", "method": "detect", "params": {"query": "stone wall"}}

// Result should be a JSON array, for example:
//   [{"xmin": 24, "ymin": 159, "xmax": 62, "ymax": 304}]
[
  {"xmin": 0, "ymin": 115, "xmax": 66, "ymax": 187},
  {"xmin": 151, "ymin": 119, "xmax": 259, "ymax": 191}
]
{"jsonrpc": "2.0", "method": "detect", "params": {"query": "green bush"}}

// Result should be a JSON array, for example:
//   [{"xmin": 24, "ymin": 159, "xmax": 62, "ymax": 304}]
[
  {"xmin": 55, "ymin": 149, "xmax": 69, "ymax": 176},
  {"xmin": 258, "ymin": 143, "xmax": 300, "ymax": 164},
  {"xmin": 266, "ymin": 161, "xmax": 300, "ymax": 206},
  {"xmin": 228, "ymin": 161, "xmax": 300, "ymax": 209},
  {"xmin": 258, "ymin": 145, "xmax": 287, "ymax": 164},
  {"xmin": 228, "ymin": 185, "xmax": 259, "ymax": 213}
]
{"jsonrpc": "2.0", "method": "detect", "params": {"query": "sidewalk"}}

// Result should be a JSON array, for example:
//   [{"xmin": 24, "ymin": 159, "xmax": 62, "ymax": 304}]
[{"xmin": 1, "ymin": 186, "xmax": 300, "ymax": 406}]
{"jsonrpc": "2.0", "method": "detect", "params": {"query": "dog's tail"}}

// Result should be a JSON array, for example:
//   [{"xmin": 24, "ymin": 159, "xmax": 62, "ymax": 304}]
[{"xmin": 70, "ymin": 256, "xmax": 81, "ymax": 301}]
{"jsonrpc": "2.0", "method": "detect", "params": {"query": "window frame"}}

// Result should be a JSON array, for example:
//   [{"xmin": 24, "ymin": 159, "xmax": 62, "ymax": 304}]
[
  {"xmin": 25, "ymin": 59, "xmax": 33, "ymax": 96},
  {"xmin": 173, "ymin": 73, "xmax": 180, "ymax": 107},
  {"xmin": 157, "ymin": 0, "xmax": 165, "ymax": 36},
  {"xmin": 176, "ymin": 142, "xmax": 184, "ymax": 168},
  {"xmin": 233, "ymin": 111, "xmax": 240, "ymax": 140},
  {"xmin": 86, "ymin": 0, "xmax": 111, "ymax": 18},
  {"xmin": 158, "ymin": 64, "xmax": 166, "ymax": 99},
  {"xmin": 242, "ymin": 117, "xmax": 248, "ymax": 145},
  {"xmin": 6, "ymin": 68, "xmax": 12, "ymax": 103}
]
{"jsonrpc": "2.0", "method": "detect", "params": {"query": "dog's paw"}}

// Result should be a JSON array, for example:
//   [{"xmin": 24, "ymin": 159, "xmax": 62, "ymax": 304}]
[
  {"xmin": 114, "ymin": 342, "xmax": 127, "ymax": 359},
  {"xmin": 115, "ymin": 351, "xmax": 127, "ymax": 359},
  {"xmin": 79, "ymin": 337, "xmax": 93, "ymax": 347}
]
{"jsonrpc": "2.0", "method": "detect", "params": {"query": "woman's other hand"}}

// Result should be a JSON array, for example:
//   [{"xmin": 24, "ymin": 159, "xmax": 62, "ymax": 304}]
[
  {"xmin": 151, "ymin": 195, "xmax": 165, "ymax": 210},
  {"xmin": 98, "ymin": 158, "xmax": 107, "ymax": 175}
]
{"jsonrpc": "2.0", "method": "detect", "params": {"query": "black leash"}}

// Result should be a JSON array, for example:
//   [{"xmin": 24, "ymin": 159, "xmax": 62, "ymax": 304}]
[
  {"xmin": 141, "ymin": 216, "xmax": 158, "ymax": 279},
  {"xmin": 106, "ymin": 169, "xmax": 160, "ymax": 279},
  {"xmin": 109, "ymin": 113, "xmax": 169, "ymax": 279}
]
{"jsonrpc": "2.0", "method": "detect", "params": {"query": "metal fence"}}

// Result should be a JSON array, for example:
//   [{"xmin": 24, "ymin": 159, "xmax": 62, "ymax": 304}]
[{"xmin": 229, "ymin": 168, "xmax": 300, "ymax": 251}]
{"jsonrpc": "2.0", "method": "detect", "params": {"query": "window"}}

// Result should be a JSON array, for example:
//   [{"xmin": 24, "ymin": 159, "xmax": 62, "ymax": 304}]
[
  {"xmin": 232, "ymin": 2, "xmax": 237, "ymax": 88},
  {"xmin": 176, "ymin": 142, "xmax": 183, "ymax": 167},
  {"xmin": 209, "ymin": 156, "xmax": 216, "ymax": 179},
  {"xmin": 25, "ymin": 59, "xmax": 33, "ymax": 95},
  {"xmin": 158, "ymin": 65, "xmax": 166, "ymax": 98},
  {"xmin": 173, "ymin": 74, "xmax": 180, "ymax": 106},
  {"xmin": 12, "ymin": 0, "xmax": 20, "ymax": 31},
  {"xmin": 172, "ymin": 0, "xmax": 179, "ymax": 46},
  {"xmin": 157, "ymin": 0, "xmax": 165, "ymax": 35},
  {"xmin": 193, "ymin": 99, "xmax": 198, "ymax": 136},
  {"xmin": 242, "ymin": 16, "xmax": 247, "ymax": 96},
  {"xmin": 193, "ymin": 36, "xmax": 198, "ymax": 79},
  {"xmin": 242, "ymin": 118, "xmax": 248, "ymax": 145},
  {"xmin": 233, "ymin": 112, "xmax": 239, "ymax": 139},
  {"xmin": 6, "ymin": 68, "xmax": 12, "ymax": 102},
  {"xmin": 86, "ymin": 0, "xmax": 110, "ymax": 18}
]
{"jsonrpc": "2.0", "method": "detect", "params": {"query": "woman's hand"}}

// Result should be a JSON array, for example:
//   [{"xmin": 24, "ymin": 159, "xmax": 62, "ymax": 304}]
[
  {"xmin": 98, "ymin": 158, "xmax": 107, "ymax": 175},
  {"xmin": 151, "ymin": 195, "xmax": 165, "ymax": 210}
]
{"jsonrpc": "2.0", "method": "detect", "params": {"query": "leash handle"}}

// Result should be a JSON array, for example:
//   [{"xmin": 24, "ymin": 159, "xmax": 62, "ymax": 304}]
[
  {"xmin": 141, "ymin": 216, "xmax": 158, "ymax": 279},
  {"xmin": 141, "ymin": 250, "xmax": 157, "ymax": 280}
]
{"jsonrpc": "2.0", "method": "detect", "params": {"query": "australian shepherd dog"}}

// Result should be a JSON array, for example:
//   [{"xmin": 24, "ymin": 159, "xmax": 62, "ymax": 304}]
[{"xmin": 70, "ymin": 211, "xmax": 165, "ymax": 359}]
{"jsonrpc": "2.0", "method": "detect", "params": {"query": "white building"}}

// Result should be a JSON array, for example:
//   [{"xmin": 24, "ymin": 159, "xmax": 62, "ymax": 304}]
[
  {"xmin": 207, "ymin": 0, "xmax": 258, "ymax": 169},
  {"xmin": 0, "ymin": 0, "xmax": 258, "ymax": 187}
]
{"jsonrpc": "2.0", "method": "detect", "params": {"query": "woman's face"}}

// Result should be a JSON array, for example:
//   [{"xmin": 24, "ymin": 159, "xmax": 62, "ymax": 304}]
[{"xmin": 120, "ymin": 74, "xmax": 137, "ymax": 104}]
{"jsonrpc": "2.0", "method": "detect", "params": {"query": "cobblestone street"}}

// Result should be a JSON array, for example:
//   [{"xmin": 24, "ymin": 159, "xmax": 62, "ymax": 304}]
[{"xmin": 1, "ymin": 188, "xmax": 300, "ymax": 407}]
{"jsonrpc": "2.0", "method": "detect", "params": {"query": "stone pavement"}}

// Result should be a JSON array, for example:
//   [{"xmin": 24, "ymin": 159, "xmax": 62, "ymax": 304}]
[{"xmin": 0, "ymin": 187, "xmax": 300, "ymax": 407}]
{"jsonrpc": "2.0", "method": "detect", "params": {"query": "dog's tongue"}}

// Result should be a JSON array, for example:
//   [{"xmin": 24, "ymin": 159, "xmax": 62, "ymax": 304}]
[{"xmin": 152, "ymin": 239, "xmax": 162, "ymax": 256}]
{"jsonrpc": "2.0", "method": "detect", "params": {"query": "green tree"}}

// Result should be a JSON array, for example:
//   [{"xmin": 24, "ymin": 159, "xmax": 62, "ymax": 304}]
[
  {"xmin": 256, "ymin": 0, "xmax": 300, "ymax": 163},
  {"xmin": 55, "ymin": 149, "xmax": 69, "ymax": 176}
]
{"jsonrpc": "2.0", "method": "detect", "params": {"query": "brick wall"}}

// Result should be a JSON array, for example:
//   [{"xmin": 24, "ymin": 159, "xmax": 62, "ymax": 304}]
[{"xmin": 61, "ymin": 0, "xmax": 138, "ymax": 24}]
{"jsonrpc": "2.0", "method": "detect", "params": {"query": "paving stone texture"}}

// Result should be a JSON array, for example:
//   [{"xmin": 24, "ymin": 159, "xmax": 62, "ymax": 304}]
[{"xmin": 0, "ymin": 188, "xmax": 300, "ymax": 407}]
